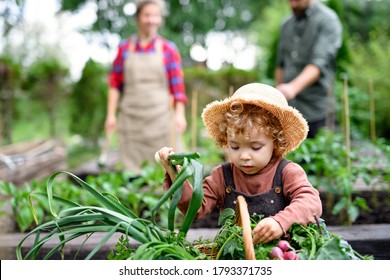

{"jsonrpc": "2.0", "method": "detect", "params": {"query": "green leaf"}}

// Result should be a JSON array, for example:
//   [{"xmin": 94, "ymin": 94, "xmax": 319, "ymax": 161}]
[
  {"xmin": 151, "ymin": 157, "xmax": 191, "ymax": 217},
  {"xmin": 331, "ymin": 197, "xmax": 347, "ymax": 215},
  {"xmin": 179, "ymin": 159, "xmax": 204, "ymax": 236},
  {"xmin": 16, "ymin": 205, "xmax": 35, "ymax": 233},
  {"xmin": 315, "ymin": 237, "xmax": 349, "ymax": 260},
  {"xmin": 347, "ymin": 205, "xmax": 360, "ymax": 222},
  {"xmin": 218, "ymin": 208, "xmax": 235, "ymax": 226}
]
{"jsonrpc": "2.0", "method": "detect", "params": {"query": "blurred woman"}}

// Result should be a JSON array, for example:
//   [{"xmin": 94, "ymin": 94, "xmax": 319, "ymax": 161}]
[{"xmin": 105, "ymin": 0, "xmax": 187, "ymax": 174}]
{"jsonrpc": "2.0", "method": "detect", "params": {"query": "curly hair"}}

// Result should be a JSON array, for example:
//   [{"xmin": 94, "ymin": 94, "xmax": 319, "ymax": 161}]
[{"xmin": 216, "ymin": 101, "xmax": 287, "ymax": 158}]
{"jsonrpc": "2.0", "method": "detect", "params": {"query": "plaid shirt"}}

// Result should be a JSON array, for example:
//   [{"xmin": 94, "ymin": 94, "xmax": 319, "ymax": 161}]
[{"xmin": 109, "ymin": 35, "xmax": 187, "ymax": 104}]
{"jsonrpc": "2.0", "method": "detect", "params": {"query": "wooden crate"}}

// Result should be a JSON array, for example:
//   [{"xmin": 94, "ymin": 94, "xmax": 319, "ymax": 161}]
[{"xmin": 0, "ymin": 139, "xmax": 67, "ymax": 186}]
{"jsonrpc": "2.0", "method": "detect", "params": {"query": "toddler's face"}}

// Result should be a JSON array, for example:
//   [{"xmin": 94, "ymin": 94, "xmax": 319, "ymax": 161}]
[{"xmin": 227, "ymin": 126, "xmax": 274, "ymax": 175}]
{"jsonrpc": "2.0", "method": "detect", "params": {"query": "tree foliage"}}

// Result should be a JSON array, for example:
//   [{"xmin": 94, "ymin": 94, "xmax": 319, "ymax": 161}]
[
  {"xmin": 1, "ymin": 0, "xmax": 390, "ymax": 142},
  {"xmin": 342, "ymin": 0, "xmax": 390, "ymax": 42},
  {"xmin": 0, "ymin": 0, "xmax": 26, "ymax": 38},
  {"xmin": 69, "ymin": 59, "xmax": 108, "ymax": 147},
  {"xmin": 0, "ymin": 55, "xmax": 22, "ymax": 144},
  {"xmin": 57, "ymin": 0, "xmax": 274, "ymax": 58},
  {"xmin": 23, "ymin": 58, "xmax": 69, "ymax": 137}
]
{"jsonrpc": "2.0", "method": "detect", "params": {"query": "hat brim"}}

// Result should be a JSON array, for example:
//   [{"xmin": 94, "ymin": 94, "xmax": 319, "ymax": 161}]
[{"xmin": 202, "ymin": 97, "xmax": 308, "ymax": 154}]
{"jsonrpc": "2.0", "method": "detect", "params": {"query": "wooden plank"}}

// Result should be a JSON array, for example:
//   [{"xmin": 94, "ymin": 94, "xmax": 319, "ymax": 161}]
[{"xmin": 0, "ymin": 139, "xmax": 67, "ymax": 186}]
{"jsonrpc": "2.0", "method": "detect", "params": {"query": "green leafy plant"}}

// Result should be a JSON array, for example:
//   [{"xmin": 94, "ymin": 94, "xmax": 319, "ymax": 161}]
[
  {"xmin": 287, "ymin": 129, "xmax": 386, "ymax": 225},
  {"xmin": 15, "ymin": 150, "xmax": 374, "ymax": 260},
  {"xmin": 205, "ymin": 208, "xmax": 275, "ymax": 260},
  {"xmin": 16, "ymin": 152, "xmax": 205, "ymax": 260},
  {"xmin": 128, "ymin": 241, "xmax": 197, "ymax": 260},
  {"xmin": 85, "ymin": 164, "xmax": 170, "ymax": 227},
  {"xmin": 16, "ymin": 171, "xmax": 167, "ymax": 260},
  {"xmin": 0, "ymin": 180, "xmax": 60, "ymax": 232},
  {"xmin": 195, "ymin": 208, "xmax": 372, "ymax": 260},
  {"xmin": 151, "ymin": 152, "xmax": 204, "ymax": 237},
  {"xmin": 289, "ymin": 220, "xmax": 372, "ymax": 260},
  {"xmin": 107, "ymin": 235, "xmax": 132, "ymax": 260},
  {"xmin": 0, "ymin": 163, "xmax": 169, "ymax": 233}
]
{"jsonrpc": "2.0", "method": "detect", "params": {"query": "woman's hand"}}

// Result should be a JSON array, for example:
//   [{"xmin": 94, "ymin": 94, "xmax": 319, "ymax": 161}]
[
  {"xmin": 105, "ymin": 115, "xmax": 117, "ymax": 133},
  {"xmin": 175, "ymin": 112, "xmax": 187, "ymax": 134},
  {"xmin": 252, "ymin": 217, "xmax": 284, "ymax": 244},
  {"xmin": 174, "ymin": 102, "xmax": 187, "ymax": 134}
]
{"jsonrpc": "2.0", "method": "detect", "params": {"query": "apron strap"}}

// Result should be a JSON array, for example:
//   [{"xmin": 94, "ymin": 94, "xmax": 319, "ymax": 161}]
[
  {"xmin": 222, "ymin": 162, "xmax": 235, "ymax": 190},
  {"xmin": 154, "ymin": 37, "xmax": 163, "ymax": 57},
  {"xmin": 273, "ymin": 158, "xmax": 291, "ymax": 188},
  {"xmin": 129, "ymin": 36, "xmax": 137, "ymax": 53},
  {"xmin": 128, "ymin": 36, "xmax": 163, "ymax": 54}
]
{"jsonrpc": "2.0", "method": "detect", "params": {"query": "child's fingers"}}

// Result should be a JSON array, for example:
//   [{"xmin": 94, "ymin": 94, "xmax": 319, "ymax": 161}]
[
  {"xmin": 155, "ymin": 147, "xmax": 174, "ymax": 163},
  {"xmin": 252, "ymin": 218, "xmax": 282, "ymax": 244}
]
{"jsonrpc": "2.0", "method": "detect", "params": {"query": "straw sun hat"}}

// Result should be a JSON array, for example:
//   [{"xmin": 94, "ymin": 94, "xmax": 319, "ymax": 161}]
[{"xmin": 201, "ymin": 83, "xmax": 309, "ymax": 154}]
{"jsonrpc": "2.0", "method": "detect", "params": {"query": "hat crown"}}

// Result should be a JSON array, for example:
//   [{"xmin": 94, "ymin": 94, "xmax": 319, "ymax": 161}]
[
  {"xmin": 232, "ymin": 83, "xmax": 288, "ymax": 108},
  {"xmin": 202, "ymin": 83, "xmax": 308, "ymax": 156}
]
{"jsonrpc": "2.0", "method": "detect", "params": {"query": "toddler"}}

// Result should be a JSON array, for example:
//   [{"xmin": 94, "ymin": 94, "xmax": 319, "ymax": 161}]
[{"xmin": 156, "ymin": 83, "xmax": 322, "ymax": 244}]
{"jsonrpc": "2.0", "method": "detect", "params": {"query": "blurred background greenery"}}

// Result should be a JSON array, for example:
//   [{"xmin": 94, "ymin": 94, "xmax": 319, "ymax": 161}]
[
  {"xmin": 1, "ymin": 0, "xmax": 389, "ymax": 170},
  {"xmin": 1, "ymin": 0, "xmax": 390, "ymax": 232}
]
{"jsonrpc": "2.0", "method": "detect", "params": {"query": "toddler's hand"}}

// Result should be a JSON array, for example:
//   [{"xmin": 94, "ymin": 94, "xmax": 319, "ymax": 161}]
[
  {"xmin": 155, "ymin": 147, "xmax": 181, "ymax": 182},
  {"xmin": 155, "ymin": 147, "xmax": 173, "ymax": 166},
  {"xmin": 252, "ymin": 217, "xmax": 284, "ymax": 244}
]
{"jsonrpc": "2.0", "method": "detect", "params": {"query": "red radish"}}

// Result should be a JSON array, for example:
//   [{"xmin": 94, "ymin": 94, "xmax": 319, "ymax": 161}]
[
  {"xmin": 283, "ymin": 251, "xmax": 299, "ymax": 260},
  {"xmin": 277, "ymin": 240, "xmax": 292, "ymax": 252},
  {"xmin": 269, "ymin": 247, "xmax": 284, "ymax": 260}
]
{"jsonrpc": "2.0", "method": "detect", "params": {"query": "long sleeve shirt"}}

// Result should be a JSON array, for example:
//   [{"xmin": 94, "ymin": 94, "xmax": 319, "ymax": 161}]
[
  {"xmin": 109, "ymin": 35, "xmax": 187, "ymax": 104},
  {"xmin": 163, "ymin": 158, "xmax": 322, "ymax": 232},
  {"xmin": 275, "ymin": 1, "xmax": 342, "ymax": 122}
]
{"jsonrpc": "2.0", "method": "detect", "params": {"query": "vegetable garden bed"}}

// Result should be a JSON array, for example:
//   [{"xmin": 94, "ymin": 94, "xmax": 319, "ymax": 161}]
[
  {"xmin": 1, "ymin": 149, "xmax": 389, "ymax": 260},
  {"xmin": 1, "ymin": 224, "xmax": 390, "ymax": 260}
]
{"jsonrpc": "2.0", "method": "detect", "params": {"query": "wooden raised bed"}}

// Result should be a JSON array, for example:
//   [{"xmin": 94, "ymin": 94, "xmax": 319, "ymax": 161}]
[
  {"xmin": 0, "ymin": 139, "xmax": 67, "ymax": 186},
  {"xmin": 1, "ymin": 224, "xmax": 389, "ymax": 260}
]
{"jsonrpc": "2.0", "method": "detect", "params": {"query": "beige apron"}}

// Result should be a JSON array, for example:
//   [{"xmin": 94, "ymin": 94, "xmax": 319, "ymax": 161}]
[{"xmin": 118, "ymin": 37, "xmax": 183, "ymax": 173}]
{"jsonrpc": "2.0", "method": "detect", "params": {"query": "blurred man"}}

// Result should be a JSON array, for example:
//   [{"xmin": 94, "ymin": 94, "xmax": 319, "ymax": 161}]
[{"xmin": 275, "ymin": 0, "xmax": 342, "ymax": 138}]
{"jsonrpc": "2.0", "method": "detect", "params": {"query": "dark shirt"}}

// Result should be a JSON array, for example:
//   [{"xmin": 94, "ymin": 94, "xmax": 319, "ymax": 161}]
[{"xmin": 276, "ymin": 1, "xmax": 342, "ymax": 122}]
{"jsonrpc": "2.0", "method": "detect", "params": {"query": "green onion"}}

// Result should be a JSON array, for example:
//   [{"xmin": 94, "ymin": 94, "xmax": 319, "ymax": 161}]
[{"xmin": 152, "ymin": 152, "xmax": 204, "ymax": 237}]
